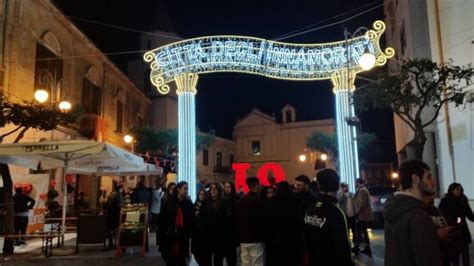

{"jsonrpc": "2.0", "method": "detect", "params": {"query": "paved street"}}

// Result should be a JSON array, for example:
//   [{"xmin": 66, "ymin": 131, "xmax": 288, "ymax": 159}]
[
  {"xmin": 0, "ymin": 230, "xmax": 385, "ymax": 265},
  {"xmin": 0, "ymin": 229, "xmax": 472, "ymax": 265}
]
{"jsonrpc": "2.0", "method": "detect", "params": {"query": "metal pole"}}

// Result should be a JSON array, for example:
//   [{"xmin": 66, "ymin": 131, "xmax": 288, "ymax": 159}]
[{"xmin": 61, "ymin": 158, "xmax": 68, "ymax": 244}]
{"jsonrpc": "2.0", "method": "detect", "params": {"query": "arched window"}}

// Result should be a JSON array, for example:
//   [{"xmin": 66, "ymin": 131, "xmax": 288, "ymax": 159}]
[
  {"xmin": 34, "ymin": 31, "xmax": 63, "ymax": 103},
  {"xmin": 82, "ymin": 66, "xmax": 102, "ymax": 115}
]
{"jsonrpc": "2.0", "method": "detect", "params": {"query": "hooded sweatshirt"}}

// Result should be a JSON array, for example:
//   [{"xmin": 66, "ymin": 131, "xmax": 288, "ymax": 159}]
[{"xmin": 383, "ymin": 193, "xmax": 441, "ymax": 266}]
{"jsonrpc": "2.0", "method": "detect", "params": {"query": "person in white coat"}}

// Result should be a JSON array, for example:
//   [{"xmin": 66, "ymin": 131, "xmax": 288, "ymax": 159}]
[{"xmin": 150, "ymin": 179, "xmax": 163, "ymax": 234}]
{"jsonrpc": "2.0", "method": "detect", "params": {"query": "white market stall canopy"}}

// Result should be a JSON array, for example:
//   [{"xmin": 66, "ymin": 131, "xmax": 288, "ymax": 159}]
[
  {"xmin": 68, "ymin": 163, "xmax": 163, "ymax": 176},
  {"xmin": 0, "ymin": 140, "xmax": 144, "ymax": 170},
  {"xmin": 0, "ymin": 140, "xmax": 146, "ymax": 235}
]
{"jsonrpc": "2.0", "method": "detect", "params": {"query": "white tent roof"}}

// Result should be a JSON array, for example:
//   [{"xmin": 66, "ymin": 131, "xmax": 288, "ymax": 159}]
[
  {"xmin": 68, "ymin": 163, "xmax": 163, "ymax": 176},
  {"xmin": 0, "ymin": 140, "xmax": 146, "ymax": 235},
  {"xmin": 0, "ymin": 140, "xmax": 144, "ymax": 170}
]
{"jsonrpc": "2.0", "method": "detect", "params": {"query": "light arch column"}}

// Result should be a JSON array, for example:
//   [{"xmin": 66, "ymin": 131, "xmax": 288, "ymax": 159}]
[
  {"xmin": 331, "ymin": 70, "xmax": 359, "ymax": 192},
  {"xmin": 175, "ymin": 73, "xmax": 198, "ymax": 200}
]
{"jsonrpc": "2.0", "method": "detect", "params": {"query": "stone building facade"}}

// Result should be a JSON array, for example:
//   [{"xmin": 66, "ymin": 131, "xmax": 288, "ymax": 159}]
[
  {"xmin": 384, "ymin": 0, "xmax": 474, "ymax": 198},
  {"xmin": 0, "ymin": 0, "xmax": 151, "ymax": 207},
  {"xmin": 233, "ymin": 105, "xmax": 335, "ymax": 183}
]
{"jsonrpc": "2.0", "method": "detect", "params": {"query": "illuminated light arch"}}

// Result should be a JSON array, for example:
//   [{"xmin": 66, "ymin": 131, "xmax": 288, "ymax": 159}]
[{"xmin": 145, "ymin": 21, "xmax": 394, "ymax": 199}]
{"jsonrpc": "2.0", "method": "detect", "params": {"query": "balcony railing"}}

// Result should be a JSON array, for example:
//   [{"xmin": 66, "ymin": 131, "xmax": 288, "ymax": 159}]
[
  {"xmin": 77, "ymin": 114, "xmax": 107, "ymax": 141},
  {"xmin": 213, "ymin": 165, "xmax": 232, "ymax": 174}
]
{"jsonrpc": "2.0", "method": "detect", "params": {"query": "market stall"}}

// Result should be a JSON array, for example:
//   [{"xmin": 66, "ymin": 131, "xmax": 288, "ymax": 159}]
[{"xmin": 0, "ymin": 140, "xmax": 145, "ymax": 239}]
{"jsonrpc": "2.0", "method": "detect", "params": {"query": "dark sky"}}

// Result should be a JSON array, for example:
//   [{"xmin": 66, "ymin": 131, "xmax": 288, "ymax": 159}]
[{"xmin": 53, "ymin": 0, "xmax": 395, "ymax": 161}]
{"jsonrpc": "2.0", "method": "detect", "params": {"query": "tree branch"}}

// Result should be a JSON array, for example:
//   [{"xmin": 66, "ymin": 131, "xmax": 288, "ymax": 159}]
[
  {"xmin": 13, "ymin": 127, "xmax": 29, "ymax": 143},
  {"xmin": 400, "ymin": 104, "xmax": 417, "ymax": 124},
  {"xmin": 394, "ymin": 112, "xmax": 417, "ymax": 132},
  {"xmin": 0, "ymin": 126, "xmax": 23, "ymax": 141},
  {"xmin": 422, "ymin": 105, "xmax": 443, "ymax": 128}
]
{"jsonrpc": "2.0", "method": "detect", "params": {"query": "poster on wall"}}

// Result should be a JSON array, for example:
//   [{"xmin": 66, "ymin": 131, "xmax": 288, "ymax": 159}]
[{"xmin": 12, "ymin": 173, "xmax": 49, "ymax": 233}]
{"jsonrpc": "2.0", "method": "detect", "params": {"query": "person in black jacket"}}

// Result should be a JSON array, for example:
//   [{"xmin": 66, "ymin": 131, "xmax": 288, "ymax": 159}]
[
  {"xmin": 383, "ymin": 160, "xmax": 441, "ymax": 266},
  {"xmin": 267, "ymin": 181, "xmax": 305, "ymax": 266},
  {"xmin": 304, "ymin": 169, "xmax": 353, "ymax": 266},
  {"xmin": 191, "ymin": 188, "xmax": 209, "ymax": 265},
  {"xmin": 422, "ymin": 191, "xmax": 463, "ymax": 266},
  {"xmin": 236, "ymin": 177, "xmax": 266, "ymax": 266},
  {"xmin": 158, "ymin": 181, "xmax": 194, "ymax": 266},
  {"xmin": 439, "ymin": 183, "xmax": 474, "ymax": 266},
  {"xmin": 222, "ymin": 182, "xmax": 238, "ymax": 266},
  {"xmin": 131, "ymin": 180, "xmax": 151, "ymax": 205},
  {"xmin": 104, "ymin": 185, "xmax": 123, "ymax": 250},
  {"xmin": 200, "ymin": 183, "xmax": 228, "ymax": 266},
  {"xmin": 294, "ymin": 175, "xmax": 317, "ymax": 215},
  {"xmin": 13, "ymin": 187, "xmax": 35, "ymax": 245}
]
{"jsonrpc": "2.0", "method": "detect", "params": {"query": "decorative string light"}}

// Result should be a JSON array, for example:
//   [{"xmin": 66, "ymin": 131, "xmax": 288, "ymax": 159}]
[{"xmin": 144, "ymin": 21, "xmax": 394, "ymax": 194}]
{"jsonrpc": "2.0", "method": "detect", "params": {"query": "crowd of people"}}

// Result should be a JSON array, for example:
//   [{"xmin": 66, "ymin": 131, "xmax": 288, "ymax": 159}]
[{"xmin": 100, "ymin": 159, "xmax": 474, "ymax": 266}]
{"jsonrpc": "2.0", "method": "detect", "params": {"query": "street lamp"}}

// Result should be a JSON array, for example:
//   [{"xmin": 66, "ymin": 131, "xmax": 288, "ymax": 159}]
[
  {"xmin": 123, "ymin": 134, "xmax": 133, "ymax": 144},
  {"xmin": 36, "ymin": 69, "xmax": 73, "ymax": 112},
  {"xmin": 391, "ymin": 172, "xmax": 399, "ymax": 179},
  {"xmin": 358, "ymin": 49, "xmax": 376, "ymax": 71},
  {"xmin": 58, "ymin": 101, "xmax": 72, "ymax": 111},
  {"xmin": 299, "ymin": 154, "xmax": 307, "ymax": 162},
  {"xmin": 34, "ymin": 89, "xmax": 49, "ymax": 103},
  {"xmin": 320, "ymin": 153, "xmax": 328, "ymax": 161},
  {"xmin": 339, "ymin": 26, "xmax": 377, "ymax": 192},
  {"xmin": 124, "ymin": 134, "xmax": 134, "ymax": 152}
]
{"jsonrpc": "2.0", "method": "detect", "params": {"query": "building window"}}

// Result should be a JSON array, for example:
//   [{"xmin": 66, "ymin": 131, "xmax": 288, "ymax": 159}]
[
  {"xmin": 286, "ymin": 110, "xmax": 292, "ymax": 122},
  {"xmin": 229, "ymin": 154, "xmax": 234, "ymax": 166},
  {"xmin": 202, "ymin": 149, "xmax": 209, "ymax": 166},
  {"xmin": 315, "ymin": 159, "xmax": 326, "ymax": 170},
  {"xmin": 116, "ymin": 100, "xmax": 123, "ymax": 133},
  {"xmin": 251, "ymin": 141, "xmax": 261, "ymax": 156},
  {"xmin": 216, "ymin": 152, "xmax": 222, "ymax": 168},
  {"xmin": 34, "ymin": 43, "xmax": 63, "ymax": 103},
  {"xmin": 82, "ymin": 78, "xmax": 101, "ymax": 115}
]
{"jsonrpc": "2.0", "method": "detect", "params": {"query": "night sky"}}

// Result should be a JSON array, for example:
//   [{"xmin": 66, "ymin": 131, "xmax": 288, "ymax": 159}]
[{"xmin": 54, "ymin": 0, "xmax": 395, "ymax": 162}]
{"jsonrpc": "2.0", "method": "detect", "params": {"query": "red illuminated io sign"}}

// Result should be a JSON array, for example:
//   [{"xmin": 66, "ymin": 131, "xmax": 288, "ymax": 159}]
[{"xmin": 232, "ymin": 162, "xmax": 286, "ymax": 193}]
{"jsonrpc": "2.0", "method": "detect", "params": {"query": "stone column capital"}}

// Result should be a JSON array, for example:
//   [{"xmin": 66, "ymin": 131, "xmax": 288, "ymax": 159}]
[
  {"xmin": 331, "ymin": 70, "xmax": 356, "ymax": 93},
  {"xmin": 175, "ymin": 73, "xmax": 198, "ymax": 95}
]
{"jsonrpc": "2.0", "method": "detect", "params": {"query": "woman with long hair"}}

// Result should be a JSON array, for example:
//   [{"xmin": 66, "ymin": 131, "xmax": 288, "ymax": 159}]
[
  {"xmin": 260, "ymin": 186, "xmax": 275, "ymax": 203},
  {"xmin": 104, "ymin": 185, "xmax": 123, "ymax": 250},
  {"xmin": 439, "ymin": 183, "xmax": 474, "ymax": 266},
  {"xmin": 161, "ymin": 182, "xmax": 177, "ymax": 207},
  {"xmin": 191, "ymin": 188, "xmax": 209, "ymax": 265},
  {"xmin": 158, "ymin": 181, "xmax": 194, "ymax": 266},
  {"xmin": 199, "ymin": 182, "xmax": 228, "ymax": 266},
  {"xmin": 221, "ymin": 181, "xmax": 239, "ymax": 266}
]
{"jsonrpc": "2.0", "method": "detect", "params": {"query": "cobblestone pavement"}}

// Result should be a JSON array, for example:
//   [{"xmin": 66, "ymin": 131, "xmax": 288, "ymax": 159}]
[{"xmin": 1, "ymin": 230, "xmax": 472, "ymax": 266}]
